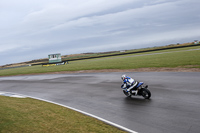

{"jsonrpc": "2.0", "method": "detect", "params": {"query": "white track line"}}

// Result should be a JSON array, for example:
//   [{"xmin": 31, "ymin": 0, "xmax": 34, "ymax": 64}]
[{"xmin": 0, "ymin": 91, "xmax": 138, "ymax": 133}]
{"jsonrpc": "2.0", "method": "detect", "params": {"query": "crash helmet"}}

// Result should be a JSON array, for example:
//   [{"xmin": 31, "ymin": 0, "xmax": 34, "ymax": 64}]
[{"xmin": 121, "ymin": 74, "xmax": 126, "ymax": 81}]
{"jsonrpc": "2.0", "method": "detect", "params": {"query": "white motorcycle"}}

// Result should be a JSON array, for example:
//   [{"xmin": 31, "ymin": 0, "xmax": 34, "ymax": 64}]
[{"xmin": 121, "ymin": 82, "xmax": 151, "ymax": 99}]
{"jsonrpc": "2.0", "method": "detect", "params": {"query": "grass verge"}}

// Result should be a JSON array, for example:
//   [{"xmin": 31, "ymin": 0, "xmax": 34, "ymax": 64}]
[{"xmin": 0, "ymin": 96, "xmax": 126, "ymax": 133}]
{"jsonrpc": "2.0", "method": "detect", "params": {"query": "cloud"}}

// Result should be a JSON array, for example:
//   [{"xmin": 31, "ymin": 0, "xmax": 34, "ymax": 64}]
[
  {"xmin": 0, "ymin": 0, "xmax": 200, "ymax": 66},
  {"xmin": 21, "ymin": 0, "xmax": 136, "ymax": 29}
]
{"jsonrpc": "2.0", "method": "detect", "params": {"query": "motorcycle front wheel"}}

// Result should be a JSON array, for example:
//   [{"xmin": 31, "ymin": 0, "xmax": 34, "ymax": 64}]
[
  {"xmin": 123, "ymin": 90, "xmax": 131, "ymax": 97},
  {"xmin": 142, "ymin": 88, "xmax": 151, "ymax": 99}
]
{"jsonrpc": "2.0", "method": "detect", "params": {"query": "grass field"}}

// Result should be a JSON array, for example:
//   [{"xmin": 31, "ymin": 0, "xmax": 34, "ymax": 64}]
[
  {"xmin": 0, "ymin": 96, "xmax": 126, "ymax": 133},
  {"xmin": 62, "ymin": 42, "xmax": 197, "ymax": 60},
  {"xmin": 0, "ymin": 46, "xmax": 200, "ymax": 76}
]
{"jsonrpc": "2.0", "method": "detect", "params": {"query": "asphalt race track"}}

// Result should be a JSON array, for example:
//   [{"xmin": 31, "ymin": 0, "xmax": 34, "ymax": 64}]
[{"xmin": 0, "ymin": 72, "xmax": 200, "ymax": 133}]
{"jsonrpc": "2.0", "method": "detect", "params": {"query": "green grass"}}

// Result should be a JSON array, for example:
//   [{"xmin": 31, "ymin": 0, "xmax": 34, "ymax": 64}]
[
  {"xmin": 62, "ymin": 43, "xmax": 197, "ymax": 60},
  {"xmin": 0, "ymin": 46, "xmax": 200, "ymax": 76},
  {"xmin": 72, "ymin": 51, "xmax": 199, "ymax": 70},
  {"xmin": 0, "ymin": 96, "xmax": 126, "ymax": 133}
]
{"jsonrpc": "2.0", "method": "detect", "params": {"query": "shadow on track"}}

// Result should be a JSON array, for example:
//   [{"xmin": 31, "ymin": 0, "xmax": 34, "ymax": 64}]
[{"xmin": 123, "ymin": 97, "xmax": 152, "ymax": 107}]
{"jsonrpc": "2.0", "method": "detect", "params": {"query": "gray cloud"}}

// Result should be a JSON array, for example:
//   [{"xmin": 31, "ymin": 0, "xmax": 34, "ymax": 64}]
[{"xmin": 0, "ymin": 0, "xmax": 200, "ymax": 65}]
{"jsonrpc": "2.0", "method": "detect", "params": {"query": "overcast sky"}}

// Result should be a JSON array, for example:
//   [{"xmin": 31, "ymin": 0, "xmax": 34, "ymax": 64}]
[{"xmin": 0, "ymin": 0, "xmax": 200, "ymax": 66}]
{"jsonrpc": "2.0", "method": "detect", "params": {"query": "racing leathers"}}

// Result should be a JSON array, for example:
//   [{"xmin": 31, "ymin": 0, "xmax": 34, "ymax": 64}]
[{"xmin": 121, "ymin": 76, "xmax": 138, "ymax": 95}]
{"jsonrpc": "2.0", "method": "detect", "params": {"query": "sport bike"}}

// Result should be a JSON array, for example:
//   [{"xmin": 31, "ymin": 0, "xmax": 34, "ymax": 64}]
[{"xmin": 121, "ymin": 82, "xmax": 151, "ymax": 99}]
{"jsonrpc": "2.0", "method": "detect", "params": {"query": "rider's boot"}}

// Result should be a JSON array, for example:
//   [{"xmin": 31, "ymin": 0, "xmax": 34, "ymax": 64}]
[
  {"xmin": 132, "ymin": 90, "xmax": 138, "ymax": 95},
  {"xmin": 135, "ymin": 90, "xmax": 138, "ymax": 95}
]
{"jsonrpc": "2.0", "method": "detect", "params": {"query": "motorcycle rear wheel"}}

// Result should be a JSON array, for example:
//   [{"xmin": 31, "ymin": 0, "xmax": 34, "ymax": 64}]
[{"xmin": 142, "ymin": 88, "xmax": 151, "ymax": 99}]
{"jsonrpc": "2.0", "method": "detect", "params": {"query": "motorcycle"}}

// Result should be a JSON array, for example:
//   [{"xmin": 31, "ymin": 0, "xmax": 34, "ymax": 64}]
[{"xmin": 121, "ymin": 82, "xmax": 151, "ymax": 99}]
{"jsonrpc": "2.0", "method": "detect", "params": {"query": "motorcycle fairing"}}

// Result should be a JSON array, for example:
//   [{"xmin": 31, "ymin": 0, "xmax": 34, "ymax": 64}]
[{"xmin": 136, "ymin": 82, "xmax": 143, "ymax": 88}]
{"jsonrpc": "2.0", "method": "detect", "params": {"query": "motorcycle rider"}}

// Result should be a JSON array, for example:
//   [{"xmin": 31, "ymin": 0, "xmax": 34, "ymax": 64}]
[{"xmin": 121, "ymin": 74, "xmax": 138, "ymax": 96}]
